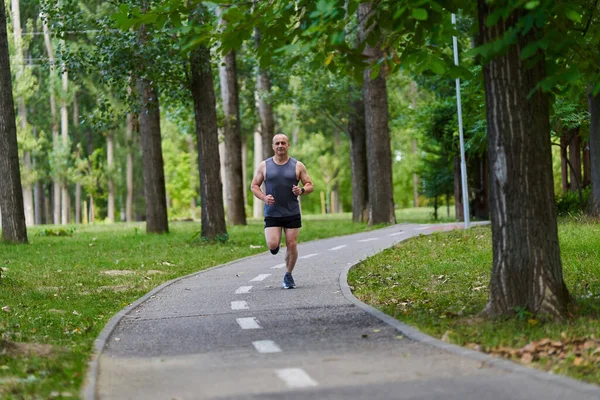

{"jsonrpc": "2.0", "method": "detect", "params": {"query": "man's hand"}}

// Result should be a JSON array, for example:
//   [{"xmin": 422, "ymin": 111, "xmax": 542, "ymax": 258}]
[
  {"xmin": 264, "ymin": 194, "xmax": 275, "ymax": 206},
  {"xmin": 292, "ymin": 185, "xmax": 303, "ymax": 196}
]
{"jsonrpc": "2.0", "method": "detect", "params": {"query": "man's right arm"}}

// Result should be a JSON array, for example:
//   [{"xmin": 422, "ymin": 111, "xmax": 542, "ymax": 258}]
[{"xmin": 251, "ymin": 162, "xmax": 266, "ymax": 201}]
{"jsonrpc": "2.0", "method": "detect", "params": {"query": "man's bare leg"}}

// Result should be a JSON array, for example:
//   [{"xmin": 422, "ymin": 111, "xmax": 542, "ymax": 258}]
[
  {"xmin": 264, "ymin": 227, "xmax": 283, "ymax": 254},
  {"xmin": 283, "ymin": 228, "xmax": 300, "ymax": 273}
]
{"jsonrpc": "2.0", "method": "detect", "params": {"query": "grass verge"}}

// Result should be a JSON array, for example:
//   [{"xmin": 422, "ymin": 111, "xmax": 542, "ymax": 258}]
[
  {"xmin": 0, "ymin": 218, "xmax": 372, "ymax": 399},
  {"xmin": 348, "ymin": 219, "xmax": 600, "ymax": 386}
]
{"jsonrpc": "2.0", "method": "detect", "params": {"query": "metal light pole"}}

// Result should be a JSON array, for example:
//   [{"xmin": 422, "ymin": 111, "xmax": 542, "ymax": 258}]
[{"xmin": 452, "ymin": 13, "xmax": 470, "ymax": 229}]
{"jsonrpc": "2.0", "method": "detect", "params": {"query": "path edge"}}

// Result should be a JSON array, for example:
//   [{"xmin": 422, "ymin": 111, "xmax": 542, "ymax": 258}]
[
  {"xmin": 339, "ymin": 256, "xmax": 600, "ymax": 397},
  {"xmin": 80, "ymin": 252, "xmax": 266, "ymax": 400}
]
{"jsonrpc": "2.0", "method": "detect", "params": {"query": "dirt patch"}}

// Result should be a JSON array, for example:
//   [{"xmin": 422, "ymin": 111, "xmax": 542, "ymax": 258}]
[
  {"xmin": 96, "ymin": 285, "xmax": 133, "ymax": 293},
  {"xmin": 100, "ymin": 270, "xmax": 135, "ymax": 276},
  {"xmin": 0, "ymin": 340, "xmax": 64, "ymax": 358}
]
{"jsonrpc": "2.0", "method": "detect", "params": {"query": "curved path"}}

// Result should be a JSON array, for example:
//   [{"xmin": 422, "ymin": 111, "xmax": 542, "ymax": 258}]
[{"xmin": 86, "ymin": 223, "xmax": 600, "ymax": 400}]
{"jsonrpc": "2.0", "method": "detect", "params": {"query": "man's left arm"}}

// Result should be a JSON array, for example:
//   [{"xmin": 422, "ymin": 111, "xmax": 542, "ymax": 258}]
[{"xmin": 295, "ymin": 161, "xmax": 314, "ymax": 196}]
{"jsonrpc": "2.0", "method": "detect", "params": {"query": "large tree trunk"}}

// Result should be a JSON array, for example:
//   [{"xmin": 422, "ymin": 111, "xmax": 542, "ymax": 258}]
[
  {"xmin": 359, "ymin": 3, "xmax": 396, "ymax": 225},
  {"xmin": 348, "ymin": 93, "xmax": 368, "ymax": 222},
  {"xmin": 472, "ymin": 154, "xmax": 489, "ymax": 220},
  {"xmin": 60, "ymin": 69, "xmax": 69, "ymax": 224},
  {"xmin": 219, "ymin": 48, "xmax": 247, "ymax": 225},
  {"xmin": 190, "ymin": 43, "xmax": 227, "ymax": 240},
  {"xmin": 478, "ymin": 1, "xmax": 569, "ymax": 318},
  {"xmin": 107, "ymin": 132, "xmax": 115, "ymax": 223},
  {"xmin": 255, "ymin": 28, "xmax": 275, "ymax": 161},
  {"xmin": 137, "ymin": 76, "xmax": 169, "ymax": 233},
  {"xmin": 0, "ymin": 1, "xmax": 27, "ymax": 243},
  {"xmin": 43, "ymin": 17, "xmax": 61, "ymax": 224},
  {"xmin": 11, "ymin": 0, "xmax": 34, "ymax": 226},
  {"xmin": 587, "ymin": 91, "xmax": 600, "ymax": 216}
]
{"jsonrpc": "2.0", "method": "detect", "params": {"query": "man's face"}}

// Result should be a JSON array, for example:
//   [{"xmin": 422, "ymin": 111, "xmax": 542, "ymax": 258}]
[{"xmin": 272, "ymin": 135, "xmax": 290, "ymax": 155}]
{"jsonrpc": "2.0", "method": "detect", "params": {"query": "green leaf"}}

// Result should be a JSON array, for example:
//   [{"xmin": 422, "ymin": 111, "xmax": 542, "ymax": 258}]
[
  {"xmin": 524, "ymin": 1, "xmax": 540, "ymax": 10},
  {"xmin": 520, "ymin": 42, "xmax": 538, "ymax": 60},
  {"xmin": 428, "ymin": 58, "xmax": 446, "ymax": 75},
  {"xmin": 412, "ymin": 8, "xmax": 428, "ymax": 21},
  {"xmin": 565, "ymin": 10, "xmax": 582, "ymax": 23}
]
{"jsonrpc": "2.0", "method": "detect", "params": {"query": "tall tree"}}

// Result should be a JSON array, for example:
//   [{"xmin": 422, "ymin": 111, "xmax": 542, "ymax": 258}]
[
  {"xmin": 218, "ymin": 43, "xmax": 247, "ymax": 225},
  {"xmin": 190, "ymin": 42, "xmax": 227, "ymax": 240},
  {"xmin": 478, "ymin": 0, "xmax": 570, "ymax": 318},
  {"xmin": 137, "ymin": 22, "xmax": 169, "ymax": 234},
  {"xmin": 359, "ymin": 3, "xmax": 396, "ymax": 225},
  {"xmin": 348, "ymin": 92, "xmax": 368, "ymax": 222},
  {"xmin": 10, "ymin": 0, "xmax": 33, "ymax": 226},
  {"xmin": 0, "ymin": 0, "xmax": 27, "ymax": 243},
  {"xmin": 588, "ymin": 91, "xmax": 600, "ymax": 215},
  {"xmin": 254, "ymin": 28, "xmax": 275, "ymax": 162}
]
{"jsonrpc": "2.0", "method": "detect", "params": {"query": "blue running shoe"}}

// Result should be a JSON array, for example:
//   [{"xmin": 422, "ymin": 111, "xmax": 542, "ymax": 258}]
[
  {"xmin": 270, "ymin": 245, "xmax": 280, "ymax": 255},
  {"xmin": 282, "ymin": 272, "xmax": 295, "ymax": 289}
]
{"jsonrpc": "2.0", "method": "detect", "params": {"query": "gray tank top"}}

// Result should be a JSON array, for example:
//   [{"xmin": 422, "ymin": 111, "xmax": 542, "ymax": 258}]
[{"xmin": 264, "ymin": 157, "xmax": 300, "ymax": 217}]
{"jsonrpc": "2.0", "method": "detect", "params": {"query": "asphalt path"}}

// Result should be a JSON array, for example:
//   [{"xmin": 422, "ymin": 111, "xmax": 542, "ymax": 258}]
[{"xmin": 85, "ymin": 222, "xmax": 600, "ymax": 400}]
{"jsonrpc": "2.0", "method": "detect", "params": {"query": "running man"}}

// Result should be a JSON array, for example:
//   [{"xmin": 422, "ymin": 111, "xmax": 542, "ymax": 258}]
[{"xmin": 251, "ymin": 133, "xmax": 314, "ymax": 289}]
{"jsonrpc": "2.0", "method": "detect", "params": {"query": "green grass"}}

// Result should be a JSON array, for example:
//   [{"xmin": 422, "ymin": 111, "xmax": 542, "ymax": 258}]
[
  {"xmin": 0, "ymin": 217, "xmax": 373, "ymax": 399},
  {"xmin": 348, "ymin": 219, "xmax": 600, "ymax": 385}
]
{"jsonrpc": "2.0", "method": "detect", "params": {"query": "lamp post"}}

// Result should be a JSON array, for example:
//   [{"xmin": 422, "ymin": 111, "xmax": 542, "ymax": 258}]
[{"xmin": 452, "ymin": 13, "xmax": 470, "ymax": 229}]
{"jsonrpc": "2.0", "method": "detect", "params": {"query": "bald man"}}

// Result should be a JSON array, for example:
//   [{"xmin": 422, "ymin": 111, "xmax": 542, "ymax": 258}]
[{"xmin": 251, "ymin": 133, "xmax": 314, "ymax": 289}]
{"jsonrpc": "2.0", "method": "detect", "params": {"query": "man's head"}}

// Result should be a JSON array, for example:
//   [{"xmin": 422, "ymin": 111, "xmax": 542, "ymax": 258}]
[{"xmin": 272, "ymin": 133, "xmax": 290, "ymax": 156}]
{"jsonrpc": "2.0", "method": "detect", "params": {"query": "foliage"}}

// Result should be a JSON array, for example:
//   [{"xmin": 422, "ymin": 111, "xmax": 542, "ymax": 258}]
[
  {"xmin": 556, "ymin": 187, "xmax": 591, "ymax": 217},
  {"xmin": 349, "ymin": 220, "xmax": 600, "ymax": 384}
]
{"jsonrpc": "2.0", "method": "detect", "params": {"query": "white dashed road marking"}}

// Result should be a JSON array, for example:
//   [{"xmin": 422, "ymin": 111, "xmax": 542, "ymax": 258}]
[
  {"xmin": 235, "ymin": 286, "xmax": 253, "ymax": 294},
  {"xmin": 236, "ymin": 317, "xmax": 262, "ymax": 330},
  {"xmin": 250, "ymin": 274, "xmax": 271, "ymax": 282},
  {"xmin": 388, "ymin": 231, "xmax": 405, "ymax": 236},
  {"xmin": 299, "ymin": 253, "xmax": 318, "ymax": 259},
  {"xmin": 271, "ymin": 263, "xmax": 286, "ymax": 269},
  {"xmin": 275, "ymin": 368, "xmax": 318, "ymax": 388},
  {"xmin": 328, "ymin": 245, "xmax": 347, "ymax": 251},
  {"xmin": 358, "ymin": 238, "xmax": 378, "ymax": 242},
  {"xmin": 230, "ymin": 301, "xmax": 249, "ymax": 310},
  {"xmin": 416, "ymin": 226, "xmax": 430, "ymax": 230},
  {"xmin": 252, "ymin": 340, "xmax": 282, "ymax": 353}
]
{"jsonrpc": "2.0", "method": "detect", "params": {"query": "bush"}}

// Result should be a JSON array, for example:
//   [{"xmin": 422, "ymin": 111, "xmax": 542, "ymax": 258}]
[{"xmin": 555, "ymin": 187, "xmax": 590, "ymax": 216}]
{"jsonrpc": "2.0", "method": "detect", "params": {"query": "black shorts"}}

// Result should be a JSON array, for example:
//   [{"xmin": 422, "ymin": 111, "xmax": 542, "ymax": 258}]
[{"xmin": 264, "ymin": 214, "xmax": 302, "ymax": 229}]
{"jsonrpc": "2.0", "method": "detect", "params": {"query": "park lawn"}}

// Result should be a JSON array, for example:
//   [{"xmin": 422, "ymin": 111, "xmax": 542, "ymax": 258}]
[
  {"xmin": 0, "ymin": 218, "xmax": 374, "ymax": 399},
  {"xmin": 349, "ymin": 219, "xmax": 600, "ymax": 386}
]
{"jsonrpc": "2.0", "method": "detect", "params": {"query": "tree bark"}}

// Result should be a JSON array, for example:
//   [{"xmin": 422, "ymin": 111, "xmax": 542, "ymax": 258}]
[
  {"xmin": 454, "ymin": 156, "xmax": 464, "ymax": 221},
  {"xmin": 126, "ymin": 110, "xmax": 136, "ymax": 223},
  {"xmin": 190, "ymin": 43, "xmax": 227, "ymax": 240},
  {"xmin": 42, "ymin": 17, "xmax": 61, "ymax": 224},
  {"xmin": 359, "ymin": 3, "xmax": 396, "ymax": 225},
  {"xmin": 0, "ymin": 1, "xmax": 27, "ymax": 243},
  {"xmin": 61, "ymin": 69, "xmax": 69, "ymax": 225},
  {"xmin": 560, "ymin": 129, "xmax": 568, "ymax": 194},
  {"xmin": 568, "ymin": 128, "xmax": 581, "ymax": 192},
  {"xmin": 347, "ymin": 93, "xmax": 368, "ymax": 222},
  {"xmin": 107, "ymin": 132, "xmax": 115, "ymax": 223},
  {"xmin": 11, "ymin": 0, "xmax": 34, "ymax": 226},
  {"xmin": 478, "ymin": 1, "xmax": 569, "ymax": 318},
  {"xmin": 583, "ymin": 140, "xmax": 590, "ymax": 188},
  {"xmin": 472, "ymin": 154, "xmax": 489, "ymax": 220},
  {"xmin": 254, "ymin": 28, "xmax": 275, "ymax": 161},
  {"xmin": 219, "ymin": 48, "xmax": 247, "ymax": 225},
  {"xmin": 587, "ymin": 90, "xmax": 600, "ymax": 216},
  {"xmin": 252, "ymin": 128, "xmax": 263, "ymax": 218}
]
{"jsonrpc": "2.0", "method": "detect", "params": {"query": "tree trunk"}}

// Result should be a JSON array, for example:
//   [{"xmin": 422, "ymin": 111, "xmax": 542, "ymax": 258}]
[
  {"xmin": 587, "ymin": 90, "xmax": 600, "ymax": 216},
  {"xmin": 219, "ymin": 48, "xmax": 247, "ymax": 225},
  {"xmin": 242, "ymin": 135, "xmax": 248, "ymax": 208},
  {"xmin": 107, "ymin": 132, "xmax": 115, "ymax": 223},
  {"xmin": 255, "ymin": 28, "xmax": 275, "ymax": 160},
  {"xmin": 75, "ymin": 182, "xmax": 81, "ymax": 224},
  {"xmin": 219, "ymin": 139, "xmax": 227, "ymax": 206},
  {"xmin": 11, "ymin": 0, "xmax": 34, "ymax": 226},
  {"xmin": 583, "ymin": 140, "xmax": 590, "ymax": 188},
  {"xmin": 478, "ymin": 1, "xmax": 569, "ymax": 318},
  {"xmin": 454, "ymin": 156, "xmax": 464, "ymax": 221},
  {"xmin": 188, "ymin": 136, "xmax": 197, "ymax": 218},
  {"xmin": 568, "ymin": 128, "xmax": 582, "ymax": 192},
  {"xmin": 43, "ymin": 17, "xmax": 61, "ymax": 224},
  {"xmin": 61, "ymin": 69, "xmax": 69, "ymax": 225},
  {"xmin": 137, "ymin": 75, "xmax": 169, "ymax": 233},
  {"xmin": 190, "ymin": 43, "xmax": 227, "ymax": 240},
  {"xmin": 359, "ymin": 3, "xmax": 396, "ymax": 225},
  {"xmin": 560, "ymin": 129, "xmax": 568, "ymax": 194},
  {"xmin": 472, "ymin": 154, "xmax": 489, "ymax": 220},
  {"xmin": 253, "ymin": 128, "xmax": 263, "ymax": 218},
  {"xmin": 0, "ymin": 1, "xmax": 27, "ymax": 243},
  {"xmin": 347, "ymin": 92, "xmax": 368, "ymax": 222},
  {"xmin": 126, "ymin": 111, "xmax": 135, "ymax": 222}
]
